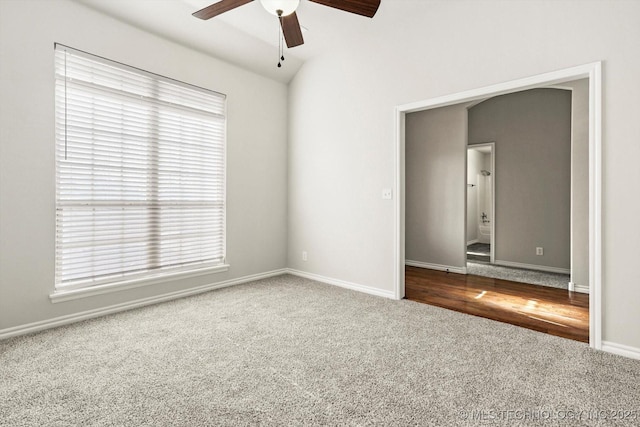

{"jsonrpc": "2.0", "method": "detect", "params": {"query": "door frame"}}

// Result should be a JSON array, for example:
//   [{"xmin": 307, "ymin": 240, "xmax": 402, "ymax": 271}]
[
  {"xmin": 466, "ymin": 142, "xmax": 496, "ymax": 264},
  {"xmin": 393, "ymin": 62, "xmax": 602, "ymax": 349}
]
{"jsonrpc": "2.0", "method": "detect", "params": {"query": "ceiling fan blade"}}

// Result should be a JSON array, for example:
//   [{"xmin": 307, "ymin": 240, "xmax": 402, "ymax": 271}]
[
  {"xmin": 193, "ymin": 0, "xmax": 253, "ymax": 20},
  {"xmin": 280, "ymin": 12, "xmax": 304, "ymax": 48},
  {"xmin": 309, "ymin": 0, "xmax": 380, "ymax": 18}
]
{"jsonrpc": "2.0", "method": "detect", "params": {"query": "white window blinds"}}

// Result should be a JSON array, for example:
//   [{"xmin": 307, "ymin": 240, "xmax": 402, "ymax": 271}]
[{"xmin": 54, "ymin": 44, "xmax": 226, "ymax": 291}]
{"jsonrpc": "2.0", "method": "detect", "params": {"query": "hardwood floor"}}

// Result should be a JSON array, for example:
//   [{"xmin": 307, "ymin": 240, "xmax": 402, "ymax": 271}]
[{"xmin": 405, "ymin": 266, "xmax": 589, "ymax": 343}]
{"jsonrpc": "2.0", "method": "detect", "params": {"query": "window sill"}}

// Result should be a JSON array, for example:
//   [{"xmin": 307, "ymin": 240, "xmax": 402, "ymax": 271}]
[{"xmin": 49, "ymin": 264, "xmax": 230, "ymax": 303}]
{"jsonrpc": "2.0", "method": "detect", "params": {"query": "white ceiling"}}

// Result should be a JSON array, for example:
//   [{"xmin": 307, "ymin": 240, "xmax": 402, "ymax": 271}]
[{"xmin": 73, "ymin": 0, "xmax": 389, "ymax": 83}]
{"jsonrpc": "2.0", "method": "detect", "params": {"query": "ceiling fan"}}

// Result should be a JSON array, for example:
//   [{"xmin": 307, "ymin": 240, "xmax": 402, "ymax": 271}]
[{"xmin": 193, "ymin": 0, "xmax": 381, "ymax": 49}]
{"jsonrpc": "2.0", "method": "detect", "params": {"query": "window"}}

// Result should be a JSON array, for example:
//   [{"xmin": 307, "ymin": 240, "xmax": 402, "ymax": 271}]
[{"xmin": 54, "ymin": 44, "xmax": 226, "ymax": 291}]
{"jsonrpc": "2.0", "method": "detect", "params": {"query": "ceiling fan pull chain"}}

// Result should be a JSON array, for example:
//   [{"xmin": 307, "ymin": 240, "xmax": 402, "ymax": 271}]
[
  {"xmin": 277, "ymin": 11, "xmax": 284, "ymax": 68},
  {"xmin": 277, "ymin": 15, "xmax": 281, "ymax": 67},
  {"xmin": 280, "ymin": 30, "xmax": 285, "ymax": 66}
]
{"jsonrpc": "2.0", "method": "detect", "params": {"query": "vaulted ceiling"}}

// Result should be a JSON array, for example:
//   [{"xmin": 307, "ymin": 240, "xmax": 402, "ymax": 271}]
[{"xmin": 74, "ymin": 0, "xmax": 390, "ymax": 83}]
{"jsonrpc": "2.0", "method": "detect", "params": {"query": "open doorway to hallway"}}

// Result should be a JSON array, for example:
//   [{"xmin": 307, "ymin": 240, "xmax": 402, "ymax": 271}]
[{"xmin": 397, "ymin": 63, "xmax": 602, "ymax": 346}]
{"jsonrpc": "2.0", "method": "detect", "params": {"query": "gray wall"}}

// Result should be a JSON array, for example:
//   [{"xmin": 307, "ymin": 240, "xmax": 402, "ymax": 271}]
[
  {"xmin": 0, "ymin": 1, "xmax": 288, "ymax": 331},
  {"xmin": 468, "ymin": 89, "xmax": 572, "ymax": 270},
  {"xmin": 405, "ymin": 105, "xmax": 467, "ymax": 269}
]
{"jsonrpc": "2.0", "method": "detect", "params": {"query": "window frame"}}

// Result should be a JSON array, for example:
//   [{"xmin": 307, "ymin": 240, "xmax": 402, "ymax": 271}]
[{"xmin": 52, "ymin": 44, "xmax": 229, "ymax": 300}]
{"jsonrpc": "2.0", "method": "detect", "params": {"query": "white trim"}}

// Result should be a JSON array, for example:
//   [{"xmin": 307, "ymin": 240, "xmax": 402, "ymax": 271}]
[
  {"xmin": 466, "ymin": 239, "xmax": 479, "ymax": 246},
  {"xmin": 568, "ymin": 281, "xmax": 589, "ymax": 294},
  {"xmin": 50, "ymin": 264, "xmax": 231, "ymax": 303},
  {"xmin": 601, "ymin": 341, "xmax": 640, "ymax": 361},
  {"xmin": 287, "ymin": 269, "xmax": 397, "ymax": 300},
  {"xmin": 464, "ymin": 97, "xmax": 489, "ymax": 109},
  {"xmin": 544, "ymin": 85, "xmax": 575, "ymax": 92},
  {"xmin": 394, "ymin": 62, "xmax": 603, "ymax": 350},
  {"xmin": 490, "ymin": 145, "xmax": 495, "ymax": 263},
  {"xmin": 493, "ymin": 259, "xmax": 570, "ymax": 275},
  {"xmin": 569, "ymin": 84, "xmax": 575, "ymax": 287},
  {"xmin": 405, "ymin": 260, "xmax": 467, "ymax": 275},
  {"xmin": 397, "ymin": 63, "xmax": 600, "ymax": 113},
  {"xmin": 1, "ymin": 269, "xmax": 287, "ymax": 340},
  {"xmin": 394, "ymin": 107, "xmax": 406, "ymax": 301},
  {"xmin": 589, "ymin": 61, "xmax": 603, "ymax": 350},
  {"xmin": 573, "ymin": 284, "xmax": 590, "ymax": 294}
]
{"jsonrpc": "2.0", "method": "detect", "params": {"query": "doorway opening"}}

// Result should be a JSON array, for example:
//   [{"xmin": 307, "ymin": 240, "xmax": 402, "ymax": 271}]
[
  {"xmin": 394, "ymin": 62, "xmax": 602, "ymax": 348},
  {"xmin": 466, "ymin": 143, "xmax": 494, "ymax": 264}
]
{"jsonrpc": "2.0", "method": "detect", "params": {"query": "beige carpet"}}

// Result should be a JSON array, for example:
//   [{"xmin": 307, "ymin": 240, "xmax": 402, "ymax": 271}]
[{"xmin": 1, "ymin": 275, "xmax": 639, "ymax": 426}]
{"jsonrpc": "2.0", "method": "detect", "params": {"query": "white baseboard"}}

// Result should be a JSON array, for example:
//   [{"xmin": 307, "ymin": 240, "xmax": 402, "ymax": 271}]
[
  {"xmin": 286, "ymin": 269, "xmax": 396, "ymax": 300},
  {"xmin": 0, "ymin": 269, "xmax": 288, "ymax": 341},
  {"xmin": 494, "ymin": 259, "xmax": 570, "ymax": 275},
  {"xmin": 467, "ymin": 239, "xmax": 479, "ymax": 246},
  {"xmin": 405, "ymin": 260, "xmax": 467, "ymax": 275},
  {"xmin": 568, "ymin": 282, "xmax": 589, "ymax": 294},
  {"xmin": 573, "ymin": 284, "xmax": 589, "ymax": 294},
  {"xmin": 602, "ymin": 341, "xmax": 640, "ymax": 360}
]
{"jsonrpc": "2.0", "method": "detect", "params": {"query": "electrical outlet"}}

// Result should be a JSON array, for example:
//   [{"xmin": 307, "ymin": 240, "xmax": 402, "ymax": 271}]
[
  {"xmin": 382, "ymin": 189, "xmax": 393, "ymax": 200},
  {"xmin": 536, "ymin": 247, "xmax": 544, "ymax": 256},
  {"xmin": 302, "ymin": 251, "xmax": 308, "ymax": 261}
]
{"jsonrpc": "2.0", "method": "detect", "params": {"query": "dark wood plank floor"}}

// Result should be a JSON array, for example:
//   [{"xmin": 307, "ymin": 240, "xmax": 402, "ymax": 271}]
[{"xmin": 405, "ymin": 266, "xmax": 589, "ymax": 343}]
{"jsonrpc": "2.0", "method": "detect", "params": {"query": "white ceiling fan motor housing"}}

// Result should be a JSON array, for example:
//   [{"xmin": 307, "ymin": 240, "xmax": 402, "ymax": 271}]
[{"xmin": 259, "ymin": 0, "xmax": 300, "ymax": 16}]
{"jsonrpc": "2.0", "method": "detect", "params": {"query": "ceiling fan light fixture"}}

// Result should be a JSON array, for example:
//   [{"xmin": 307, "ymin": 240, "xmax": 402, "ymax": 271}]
[{"xmin": 259, "ymin": 0, "xmax": 300, "ymax": 16}]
